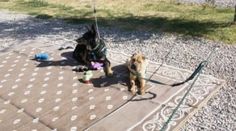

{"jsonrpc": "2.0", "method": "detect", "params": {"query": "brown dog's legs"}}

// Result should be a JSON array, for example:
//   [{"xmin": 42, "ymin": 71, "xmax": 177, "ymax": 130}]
[
  {"xmin": 139, "ymin": 78, "xmax": 146, "ymax": 95},
  {"xmin": 130, "ymin": 75, "xmax": 136, "ymax": 95}
]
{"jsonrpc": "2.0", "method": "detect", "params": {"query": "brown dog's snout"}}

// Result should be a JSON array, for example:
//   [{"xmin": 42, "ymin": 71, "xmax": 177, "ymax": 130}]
[{"xmin": 131, "ymin": 64, "xmax": 136, "ymax": 70}]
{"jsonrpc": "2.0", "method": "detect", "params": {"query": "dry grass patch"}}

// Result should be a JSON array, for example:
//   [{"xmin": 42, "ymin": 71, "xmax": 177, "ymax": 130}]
[{"xmin": 0, "ymin": 0, "xmax": 235, "ymax": 44}]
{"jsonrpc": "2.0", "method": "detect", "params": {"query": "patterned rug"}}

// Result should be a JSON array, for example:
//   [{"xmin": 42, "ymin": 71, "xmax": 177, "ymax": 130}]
[{"xmin": 0, "ymin": 47, "xmax": 225, "ymax": 131}]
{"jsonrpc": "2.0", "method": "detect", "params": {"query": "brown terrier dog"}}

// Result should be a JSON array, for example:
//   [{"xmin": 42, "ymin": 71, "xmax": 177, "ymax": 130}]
[{"xmin": 127, "ymin": 53, "xmax": 148, "ymax": 95}]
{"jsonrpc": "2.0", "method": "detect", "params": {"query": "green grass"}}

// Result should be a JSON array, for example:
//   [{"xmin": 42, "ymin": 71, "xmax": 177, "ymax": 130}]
[{"xmin": 0, "ymin": 0, "xmax": 235, "ymax": 44}]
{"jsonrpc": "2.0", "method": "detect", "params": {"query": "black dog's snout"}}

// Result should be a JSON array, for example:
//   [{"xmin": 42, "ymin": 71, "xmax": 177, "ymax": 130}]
[
  {"xmin": 75, "ymin": 38, "xmax": 84, "ymax": 43},
  {"xmin": 131, "ymin": 64, "xmax": 136, "ymax": 70},
  {"xmin": 75, "ymin": 38, "xmax": 80, "ymax": 43}
]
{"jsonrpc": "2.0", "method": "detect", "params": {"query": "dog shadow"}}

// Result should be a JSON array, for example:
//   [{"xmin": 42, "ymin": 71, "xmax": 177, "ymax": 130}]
[
  {"xmin": 34, "ymin": 51, "xmax": 131, "ymax": 88},
  {"xmin": 91, "ymin": 64, "xmax": 130, "ymax": 88},
  {"xmin": 35, "ymin": 51, "xmax": 82, "ymax": 68}
]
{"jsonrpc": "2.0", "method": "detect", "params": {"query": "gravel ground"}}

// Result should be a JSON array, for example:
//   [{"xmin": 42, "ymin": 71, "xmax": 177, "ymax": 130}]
[
  {"xmin": 176, "ymin": 0, "xmax": 236, "ymax": 7},
  {"xmin": 0, "ymin": 10, "xmax": 235, "ymax": 130}
]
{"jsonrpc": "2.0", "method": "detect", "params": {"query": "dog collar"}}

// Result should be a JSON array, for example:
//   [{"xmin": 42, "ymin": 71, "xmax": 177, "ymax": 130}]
[
  {"xmin": 130, "ymin": 68, "xmax": 147, "ymax": 79},
  {"xmin": 90, "ymin": 39, "xmax": 107, "ymax": 60},
  {"xmin": 130, "ymin": 70, "xmax": 142, "ymax": 78}
]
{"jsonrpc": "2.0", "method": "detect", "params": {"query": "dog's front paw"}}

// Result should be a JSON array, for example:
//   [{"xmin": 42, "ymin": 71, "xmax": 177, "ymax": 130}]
[
  {"xmin": 130, "ymin": 87, "xmax": 136, "ymax": 95},
  {"xmin": 140, "ymin": 90, "xmax": 146, "ymax": 95}
]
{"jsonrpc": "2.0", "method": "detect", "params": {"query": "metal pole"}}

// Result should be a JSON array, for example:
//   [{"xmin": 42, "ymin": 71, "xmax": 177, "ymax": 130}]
[{"xmin": 234, "ymin": 5, "xmax": 236, "ymax": 22}]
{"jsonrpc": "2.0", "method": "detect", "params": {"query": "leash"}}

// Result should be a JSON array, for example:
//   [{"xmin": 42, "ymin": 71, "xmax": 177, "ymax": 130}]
[
  {"xmin": 160, "ymin": 46, "xmax": 219, "ymax": 131},
  {"xmin": 92, "ymin": 0, "xmax": 101, "ymax": 39},
  {"xmin": 131, "ymin": 45, "xmax": 219, "ymax": 87},
  {"xmin": 132, "ymin": 60, "xmax": 207, "ymax": 87},
  {"xmin": 92, "ymin": 0, "xmax": 113, "ymax": 50}
]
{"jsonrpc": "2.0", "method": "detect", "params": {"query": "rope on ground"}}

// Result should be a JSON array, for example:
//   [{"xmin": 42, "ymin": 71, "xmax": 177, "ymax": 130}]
[
  {"xmin": 131, "ymin": 45, "xmax": 219, "ymax": 87},
  {"xmin": 160, "ymin": 46, "xmax": 219, "ymax": 131},
  {"xmin": 130, "ymin": 61, "xmax": 206, "ymax": 87},
  {"xmin": 146, "ymin": 45, "xmax": 175, "ymax": 85},
  {"xmin": 160, "ymin": 62, "xmax": 205, "ymax": 131}
]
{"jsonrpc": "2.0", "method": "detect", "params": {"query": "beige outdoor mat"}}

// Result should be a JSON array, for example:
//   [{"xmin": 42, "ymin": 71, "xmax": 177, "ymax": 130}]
[{"xmin": 0, "ymin": 47, "xmax": 225, "ymax": 131}]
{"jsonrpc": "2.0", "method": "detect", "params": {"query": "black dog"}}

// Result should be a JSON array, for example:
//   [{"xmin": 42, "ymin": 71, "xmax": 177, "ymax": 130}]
[{"xmin": 73, "ymin": 24, "xmax": 113, "ymax": 76}]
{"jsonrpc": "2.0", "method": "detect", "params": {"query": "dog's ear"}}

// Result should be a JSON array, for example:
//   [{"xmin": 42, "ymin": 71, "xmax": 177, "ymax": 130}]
[{"xmin": 132, "ymin": 53, "xmax": 137, "ymax": 57}]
